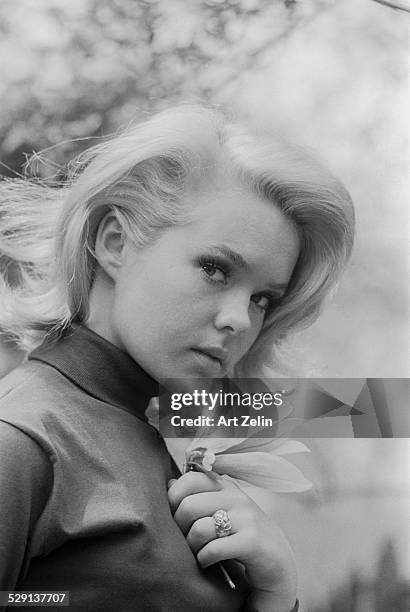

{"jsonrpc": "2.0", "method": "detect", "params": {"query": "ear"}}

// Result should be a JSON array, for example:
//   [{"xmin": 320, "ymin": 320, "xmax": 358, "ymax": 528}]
[{"xmin": 94, "ymin": 213, "xmax": 125, "ymax": 282}]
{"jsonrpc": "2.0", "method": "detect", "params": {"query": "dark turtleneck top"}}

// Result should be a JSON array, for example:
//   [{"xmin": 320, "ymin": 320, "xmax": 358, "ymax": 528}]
[{"xmin": 0, "ymin": 324, "xmax": 247, "ymax": 611}]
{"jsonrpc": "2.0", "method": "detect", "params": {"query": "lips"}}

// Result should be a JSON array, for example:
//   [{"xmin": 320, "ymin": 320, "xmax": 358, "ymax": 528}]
[{"xmin": 192, "ymin": 346, "xmax": 229, "ymax": 369}]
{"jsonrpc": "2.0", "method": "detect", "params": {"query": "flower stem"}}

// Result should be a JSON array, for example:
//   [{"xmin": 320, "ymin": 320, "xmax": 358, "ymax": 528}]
[{"xmin": 184, "ymin": 461, "xmax": 235, "ymax": 590}]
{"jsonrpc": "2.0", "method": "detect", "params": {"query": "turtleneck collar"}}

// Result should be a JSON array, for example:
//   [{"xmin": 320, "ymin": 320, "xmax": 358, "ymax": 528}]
[{"xmin": 28, "ymin": 323, "xmax": 159, "ymax": 423}]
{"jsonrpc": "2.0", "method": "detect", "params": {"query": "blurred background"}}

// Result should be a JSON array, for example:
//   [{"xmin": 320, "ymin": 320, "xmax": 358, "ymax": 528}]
[{"xmin": 0, "ymin": 0, "xmax": 409, "ymax": 609}]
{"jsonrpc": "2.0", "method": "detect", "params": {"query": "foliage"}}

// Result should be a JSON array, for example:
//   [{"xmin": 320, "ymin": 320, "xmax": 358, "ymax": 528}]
[
  {"xmin": 0, "ymin": 0, "xmax": 332, "ymax": 177},
  {"xmin": 0, "ymin": 0, "xmax": 408, "ymax": 377}
]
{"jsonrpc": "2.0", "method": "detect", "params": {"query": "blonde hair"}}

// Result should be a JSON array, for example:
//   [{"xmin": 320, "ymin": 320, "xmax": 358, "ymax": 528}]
[{"xmin": 0, "ymin": 105, "xmax": 354, "ymax": 375}]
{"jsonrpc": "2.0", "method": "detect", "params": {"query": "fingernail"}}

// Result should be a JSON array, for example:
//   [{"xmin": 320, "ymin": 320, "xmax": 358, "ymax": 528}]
[{"xmin": 167, "ymin": 478, "xmax": 177, "ymax": 489}]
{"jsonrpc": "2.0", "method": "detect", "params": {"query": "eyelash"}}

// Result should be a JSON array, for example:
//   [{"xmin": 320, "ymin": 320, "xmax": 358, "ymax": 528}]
[
  {"xmin": 251, "ymin": 293, "xmax": 280, "ymax": 315},
  {"xmin": 197, "ymin": 255, "xmax": 281, "ymax": 315},
  {"xmin": 198, "ymin": 255, "xmax": 231, "ymax": 285}
]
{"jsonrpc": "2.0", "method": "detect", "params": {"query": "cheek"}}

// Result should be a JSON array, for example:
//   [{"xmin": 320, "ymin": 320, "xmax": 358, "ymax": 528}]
[
  {"xmin": 234, "ymin": 317, "xmax": 264, "ymax": 361},
  {"xmin": 114, "ymin": 275, "xmax": 197, "ymax": 344}
]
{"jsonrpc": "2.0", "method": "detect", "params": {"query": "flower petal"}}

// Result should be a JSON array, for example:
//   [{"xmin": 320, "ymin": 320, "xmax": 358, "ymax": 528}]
[
  {"xmin": 216, "ymin": 436, "xmax": 308, "ymax": 455},
  {"xmin": 185, "ymin": 437, "xmax": 248, "ymax": 455},
  {"xmin": 273, "ymin": 440, "xmax": 310, "ymax": 455},
  {"xmin": 213, "ymin": 452, "xmax": 312, "ymax": 492}
]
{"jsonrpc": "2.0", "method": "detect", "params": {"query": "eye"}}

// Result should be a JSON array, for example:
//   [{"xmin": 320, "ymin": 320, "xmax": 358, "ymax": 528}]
[
  {"xmin": 201, "ymin": 262, "xmax": 227, "ymax": 283},
  {"xmin": 251, "ymin": 293, "xmax": 279, "ymax": 314},
  {"xmin": 197, "ymin": 256, "xmax": 230, "ymax": 285}
]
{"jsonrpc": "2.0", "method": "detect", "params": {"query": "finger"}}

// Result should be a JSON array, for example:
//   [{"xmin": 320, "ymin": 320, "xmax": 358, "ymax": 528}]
[
  {"xmin": 197, "ymin": 531, "xmax": 253, "ymax": 569},
  {"xmin": 186, "ymin": 516, "xmax": 216, "ymax": 555},
  {"xmin": 167, "ymin": 470, "xmax": 222, "ymax": 513},
  {"xmin": 187, "ymin": 507, "xmax": 244, "ymax": 555},
  {"xmin": 173, "ymin": 489, "xmax": 247, "ymax": 534}
]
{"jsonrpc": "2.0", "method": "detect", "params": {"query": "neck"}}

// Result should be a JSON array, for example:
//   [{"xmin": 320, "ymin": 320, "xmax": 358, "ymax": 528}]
[{"xmin": 87, "ymin": 269, "xmax": 119, "ymax": 348}]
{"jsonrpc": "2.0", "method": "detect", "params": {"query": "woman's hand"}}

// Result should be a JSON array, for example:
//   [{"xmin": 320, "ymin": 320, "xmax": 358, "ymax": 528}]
[{"xmin": 167, "ymin": 470, "xmax": 298, "ymax": 612}]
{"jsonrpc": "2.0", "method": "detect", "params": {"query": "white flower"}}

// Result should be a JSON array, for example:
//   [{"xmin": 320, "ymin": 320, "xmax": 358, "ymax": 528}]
[{"xmin": 183, "ymin": 437, "xmax": 312, "ymax": 494}]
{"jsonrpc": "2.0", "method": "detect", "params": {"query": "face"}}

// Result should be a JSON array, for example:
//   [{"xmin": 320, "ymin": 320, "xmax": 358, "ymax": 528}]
[{"xmin": 109, "ymin": 183, "xmax": 299, "ymax": 381}]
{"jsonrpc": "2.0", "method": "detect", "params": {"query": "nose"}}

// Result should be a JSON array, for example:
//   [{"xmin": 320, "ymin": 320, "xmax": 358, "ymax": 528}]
[{"xmin": 213, "ymin": 292, "xmax": 252, "ymax": 334}]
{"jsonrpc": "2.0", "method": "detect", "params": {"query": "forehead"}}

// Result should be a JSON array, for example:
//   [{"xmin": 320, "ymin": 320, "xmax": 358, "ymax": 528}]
[{"xmin": 185, "ymin": 183, "xmax": 300, "ymax": 284}]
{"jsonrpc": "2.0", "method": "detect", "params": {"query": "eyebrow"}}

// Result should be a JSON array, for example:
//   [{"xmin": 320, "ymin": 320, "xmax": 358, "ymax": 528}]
[{"xmin": 210, "ymin": 244, "xmax": 289, "ymax": 296}]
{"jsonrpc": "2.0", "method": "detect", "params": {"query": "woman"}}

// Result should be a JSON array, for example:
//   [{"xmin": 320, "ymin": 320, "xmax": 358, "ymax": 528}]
[{"xmin": 0, "ymin": 105, "xmax": 354, "ymax": 611}]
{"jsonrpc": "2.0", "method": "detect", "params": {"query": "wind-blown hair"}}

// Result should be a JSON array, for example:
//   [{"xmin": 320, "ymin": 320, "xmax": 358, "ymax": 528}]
[{"xmin": 0, "ymin": 105, "xmax": 354, "ymax": 376}]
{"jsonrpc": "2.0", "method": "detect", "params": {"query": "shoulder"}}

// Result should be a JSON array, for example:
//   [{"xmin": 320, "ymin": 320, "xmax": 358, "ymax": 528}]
[
  {"xmin": 0, "ymin": 419, "xmax": 52, "ymax": 489},
  {"xmin": 0, "ymin": 359, "xmax": 83, "ymax": 459},
  {"xmin": 0, "ymin": 359, "xmax": 70, "ymax": 412},
  {"xmin": 0, "ymin": 356, "xmax": 91, "ymax": 412},
  {"xmin": 0, "ymin": 340, "xmax": 24, "ymax": 378},
  {"xmin": 0, "ymin": 419, "xmax": 53, "ymax": 581},
  {"xmin": 0, "ymin": 367, "xmax": 54, "ymax": 514}
]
